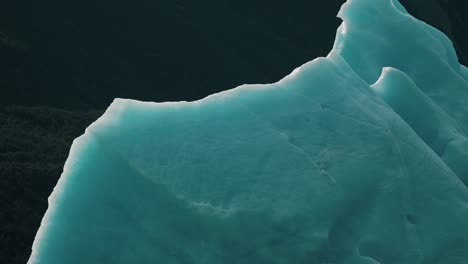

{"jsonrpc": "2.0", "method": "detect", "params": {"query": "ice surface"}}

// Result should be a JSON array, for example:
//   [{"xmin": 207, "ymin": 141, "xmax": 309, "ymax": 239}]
[{"xmin": 29, "ymin": 0, "xmax": 468, "ymax": 263}]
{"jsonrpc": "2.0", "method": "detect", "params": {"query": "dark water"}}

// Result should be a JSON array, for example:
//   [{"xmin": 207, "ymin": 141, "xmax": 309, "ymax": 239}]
[
  {"xmin": 0, "ymin": 0, "xmax": 467, "ymax": 263},
  {"xmin": 0, "ymin": 0, "xmax": 343, "ymax": 109}
]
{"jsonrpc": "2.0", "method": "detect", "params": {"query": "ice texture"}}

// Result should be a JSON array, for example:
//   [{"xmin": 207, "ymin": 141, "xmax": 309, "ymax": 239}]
[{"xmin": 29, "ymin": 0, "xmax": 468, "ymax": 263}]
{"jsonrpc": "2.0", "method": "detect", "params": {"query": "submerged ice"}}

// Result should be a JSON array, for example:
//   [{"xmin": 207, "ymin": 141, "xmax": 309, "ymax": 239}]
[{"xmin": 29, "ymin": 0, "xmax": 468, "ymax": 263}]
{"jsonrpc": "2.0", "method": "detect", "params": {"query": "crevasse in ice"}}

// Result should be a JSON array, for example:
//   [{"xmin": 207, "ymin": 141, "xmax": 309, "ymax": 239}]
[{"xmin": 29, "ymin": 0, "xmax": 468, "ymax": 263}]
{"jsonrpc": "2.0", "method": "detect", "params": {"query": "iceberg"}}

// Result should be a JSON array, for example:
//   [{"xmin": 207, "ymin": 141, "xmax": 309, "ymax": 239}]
[{"xmin": 29, "ymin": 0, "xmax": 468, "ymax": 263}]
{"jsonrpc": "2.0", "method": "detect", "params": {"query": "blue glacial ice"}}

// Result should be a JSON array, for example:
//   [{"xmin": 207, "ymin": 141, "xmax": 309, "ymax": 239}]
[{"xmin": 29, "ymin": 0, "xmax": 468, "ymax": 263}]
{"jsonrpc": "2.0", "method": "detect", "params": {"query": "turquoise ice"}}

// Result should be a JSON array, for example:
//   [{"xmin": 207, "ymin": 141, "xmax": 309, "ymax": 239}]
[{"xmin": 29, "ymin": 0, "xmax": 468, "ymax": 263}]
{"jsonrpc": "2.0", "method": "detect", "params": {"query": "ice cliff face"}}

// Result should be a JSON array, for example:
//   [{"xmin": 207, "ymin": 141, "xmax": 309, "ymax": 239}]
[{"xmin": 29, "ymin": 0, "xmax": 468, "ymax": 263}]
